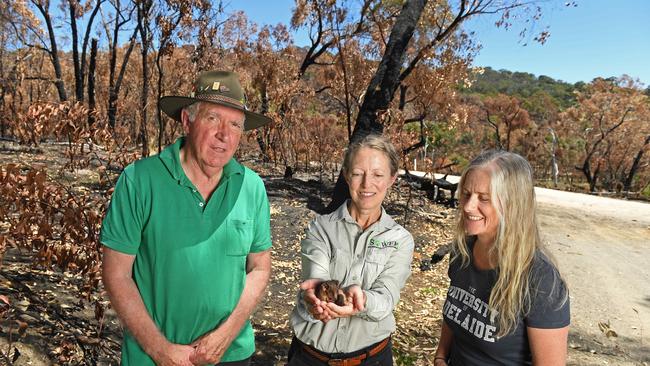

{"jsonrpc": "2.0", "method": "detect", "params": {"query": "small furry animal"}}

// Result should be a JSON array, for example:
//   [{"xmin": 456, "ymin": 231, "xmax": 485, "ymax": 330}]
[{"xmin": 315, "ymin": 280, "xmax": 347, "ymax": 306}]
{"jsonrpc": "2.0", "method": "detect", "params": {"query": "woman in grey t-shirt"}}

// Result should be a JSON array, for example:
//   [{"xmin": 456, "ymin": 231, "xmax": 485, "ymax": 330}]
[
  {"xmin": 288, "ymin": 134, "xmax": 414, "ymax": 366},
  {"xmin": 434, "ymin": 150, "xmax": 570, "ymax": 365}
]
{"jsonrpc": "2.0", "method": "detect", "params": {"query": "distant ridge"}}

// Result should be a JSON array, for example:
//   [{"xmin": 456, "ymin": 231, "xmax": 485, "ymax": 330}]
[{"xmin": 463, "ymin": 66, "xmax": 581, "ymax": 108}]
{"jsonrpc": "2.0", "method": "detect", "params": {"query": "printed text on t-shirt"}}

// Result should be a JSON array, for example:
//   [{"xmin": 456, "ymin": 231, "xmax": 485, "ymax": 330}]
[{"xmin": 443, "ymin": 285, "xmax": 499, "ymax": 342}]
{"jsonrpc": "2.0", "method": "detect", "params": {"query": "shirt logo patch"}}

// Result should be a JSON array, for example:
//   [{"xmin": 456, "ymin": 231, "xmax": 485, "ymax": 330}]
[{"xmin": 369, "ymin": 238, "xmax": 398, "ymax": 249}]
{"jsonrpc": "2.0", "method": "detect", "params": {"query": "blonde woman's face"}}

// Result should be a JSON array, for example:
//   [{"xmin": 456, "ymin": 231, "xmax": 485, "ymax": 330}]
[
  {"xmin": 345, "ymin": 147, "xmax": 396, "ymax": 214},
  {"xmin": 460, "ymin": 168, "xmax": 499, "ymax": 243}
]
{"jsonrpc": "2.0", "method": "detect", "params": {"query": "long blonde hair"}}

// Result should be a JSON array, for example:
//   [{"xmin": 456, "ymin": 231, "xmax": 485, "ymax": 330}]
[{"xmin": 452, "ymin": 150, "xmax": 566, "ymax": 337}]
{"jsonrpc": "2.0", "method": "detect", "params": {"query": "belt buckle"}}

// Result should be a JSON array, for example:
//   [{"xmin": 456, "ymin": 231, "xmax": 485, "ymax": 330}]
[{"xmin": 328, "ymin": 359, "xmax": 345, "ymax": 366}]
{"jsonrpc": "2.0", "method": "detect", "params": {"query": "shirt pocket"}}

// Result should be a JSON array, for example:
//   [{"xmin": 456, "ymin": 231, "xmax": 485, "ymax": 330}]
[
  {"xmin": 225, "ymin": 218, "xmax": 254, "ymax": 256},
  {"xmin": 330, "ymin": 247, "xmax": 351, "ymax": 281},
  {"xmin": 367, "ymin": 247, "xmax": 391, "ymax": 264},
  {"xmin": 362, "ymin": 247, "xmax": 392, "ymax": 287}
]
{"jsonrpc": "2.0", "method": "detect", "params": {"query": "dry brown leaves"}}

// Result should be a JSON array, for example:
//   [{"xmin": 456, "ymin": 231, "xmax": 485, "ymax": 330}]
[{"xmin": 0, "ymin": 251, "xmax": 120, "ymax": 365}]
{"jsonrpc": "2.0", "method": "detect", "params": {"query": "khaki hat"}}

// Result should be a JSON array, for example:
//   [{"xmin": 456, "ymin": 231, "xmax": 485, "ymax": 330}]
[{"xmin": 159, "ymin": 70, "xmax": 271, "ymax": 131}]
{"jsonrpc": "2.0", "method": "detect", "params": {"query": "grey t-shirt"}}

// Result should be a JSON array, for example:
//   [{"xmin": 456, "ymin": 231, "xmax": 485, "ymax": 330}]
[{"xmin": 443, "ymin": 239, "xmax": 570, "ymax": 365}]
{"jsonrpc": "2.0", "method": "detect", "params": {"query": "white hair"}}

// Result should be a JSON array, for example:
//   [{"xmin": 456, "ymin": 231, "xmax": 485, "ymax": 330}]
[{"xmin": 184, "ymin": 102, "xmax": 202, "ymax": 123}]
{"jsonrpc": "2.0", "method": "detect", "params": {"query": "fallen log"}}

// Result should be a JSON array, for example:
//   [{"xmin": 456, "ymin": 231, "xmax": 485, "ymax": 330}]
[{"xmin": 400, "ymin": 170, "xmax": 458, "ymax": 207}]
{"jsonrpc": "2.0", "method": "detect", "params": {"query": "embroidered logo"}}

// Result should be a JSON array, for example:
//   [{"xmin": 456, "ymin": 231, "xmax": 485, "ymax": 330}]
[{"xmin": 368, "ymin": 238, "xmax": 398, "ymax": 249}]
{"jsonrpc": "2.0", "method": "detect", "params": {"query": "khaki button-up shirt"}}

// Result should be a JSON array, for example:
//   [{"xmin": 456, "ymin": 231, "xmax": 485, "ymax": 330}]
[{"xmin": 290, "ymin": 201, "xmax": 414, "ymax": 353}]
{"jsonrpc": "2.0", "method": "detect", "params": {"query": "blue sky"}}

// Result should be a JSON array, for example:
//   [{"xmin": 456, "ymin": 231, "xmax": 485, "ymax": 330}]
[{"xmin": 228, "ymin": 0, "xmax": 649, "ymax": 86}]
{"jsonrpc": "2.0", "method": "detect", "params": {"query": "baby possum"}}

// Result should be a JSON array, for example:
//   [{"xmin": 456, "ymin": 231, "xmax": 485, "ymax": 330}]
[{"xmin": 315, "ymin": 280, "xmax": 348, "ymax": 306}]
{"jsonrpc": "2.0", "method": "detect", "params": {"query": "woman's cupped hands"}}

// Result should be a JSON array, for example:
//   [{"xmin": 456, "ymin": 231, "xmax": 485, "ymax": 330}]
[{"xmin": 300, "ymin": 279, "xmax": 366, "ymax": 323}]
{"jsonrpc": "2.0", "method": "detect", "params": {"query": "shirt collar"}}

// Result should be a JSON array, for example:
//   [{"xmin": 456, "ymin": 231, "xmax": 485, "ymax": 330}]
[
  {"xmin": 159, "ymin": 136, "xmax": 244, "ymax": 185},
  {"xmin": 332, "ymin": 199, "xmax": 397, "ymax": 230}
]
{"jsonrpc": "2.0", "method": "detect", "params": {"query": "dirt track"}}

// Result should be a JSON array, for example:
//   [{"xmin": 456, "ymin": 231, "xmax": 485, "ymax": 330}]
[{"xmin": 536, "ymin": 188, "xmax": 650, "ymax": 365}]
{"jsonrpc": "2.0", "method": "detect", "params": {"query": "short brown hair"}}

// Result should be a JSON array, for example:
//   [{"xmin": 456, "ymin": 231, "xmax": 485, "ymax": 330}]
[{"xmin": 342, "ymin": 134, "xmax": 399, "ymax": 176}]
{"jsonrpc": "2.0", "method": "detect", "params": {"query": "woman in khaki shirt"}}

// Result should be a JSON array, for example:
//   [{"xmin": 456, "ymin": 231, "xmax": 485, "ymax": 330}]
[{"xmin": 288, "ymin": 134, "xmax": 415, "ymax": 366}]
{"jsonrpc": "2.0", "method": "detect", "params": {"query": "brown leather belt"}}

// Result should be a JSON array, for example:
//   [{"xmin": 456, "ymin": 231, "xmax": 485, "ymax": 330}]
[{"xmin": 300, "ymin": 337, "xmax": 390, "ymax": 366}]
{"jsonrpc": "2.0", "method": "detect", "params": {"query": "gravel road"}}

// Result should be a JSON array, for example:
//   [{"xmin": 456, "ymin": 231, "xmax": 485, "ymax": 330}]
[{"xmin": 536, "ymin": 188, "xmax": 650, "ymax": 365}]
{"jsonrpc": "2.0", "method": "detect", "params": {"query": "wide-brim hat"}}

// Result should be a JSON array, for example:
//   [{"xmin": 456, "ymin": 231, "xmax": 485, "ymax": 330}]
[{"xmin": 159, "ymin": 70, "xmax": 271, "ymax": 131}]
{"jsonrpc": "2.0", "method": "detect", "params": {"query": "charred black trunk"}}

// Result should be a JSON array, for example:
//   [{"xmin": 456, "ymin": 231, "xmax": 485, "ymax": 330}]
[
  {"xmin": 325, "ymin": 0, "xmax": 427, "ymax": 213},
  {"xmin": 87, "ymin": 38, "xmax": 98, "ymax": 126},
  {"xmin": 623, "ymin": 135, "xmax": 650, "ymax": 192}
]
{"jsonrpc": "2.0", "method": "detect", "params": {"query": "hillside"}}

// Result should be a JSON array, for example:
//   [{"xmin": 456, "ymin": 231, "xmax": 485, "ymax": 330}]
[{"xmin": 463, "ymin": 66, "xmax": 581, "ymax": 108}]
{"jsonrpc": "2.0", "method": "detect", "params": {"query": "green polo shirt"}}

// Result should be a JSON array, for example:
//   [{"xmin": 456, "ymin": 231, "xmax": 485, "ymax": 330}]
[{"xmin": 100, "ymin": 137, "xmax": 272, "ymax": 365}]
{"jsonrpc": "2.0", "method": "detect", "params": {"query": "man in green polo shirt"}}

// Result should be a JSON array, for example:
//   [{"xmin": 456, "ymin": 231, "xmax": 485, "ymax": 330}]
[{"xmin": 101, "ymin": 71, "xmax": 272, "ymax": 366}]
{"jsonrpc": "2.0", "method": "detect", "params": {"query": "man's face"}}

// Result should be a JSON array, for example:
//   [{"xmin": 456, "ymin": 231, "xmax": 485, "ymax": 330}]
[{"xmin": 182, "ymin": 102, "xmax": 245, "ymax": 172}]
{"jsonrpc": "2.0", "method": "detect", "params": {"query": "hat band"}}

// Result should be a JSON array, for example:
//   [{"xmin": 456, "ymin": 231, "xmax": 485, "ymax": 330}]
[{"xmin": 193, "ymin": 93, "xmax": 246, "ymax": 110}]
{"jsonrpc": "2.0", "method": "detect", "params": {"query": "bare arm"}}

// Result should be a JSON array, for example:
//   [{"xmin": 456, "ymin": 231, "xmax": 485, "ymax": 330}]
[
  {"xmin": 528, "ymin": 326, "xmax": 569, "ymax": 365},
  {"xmin": 190, "ymin": 249, "xmax": 272, "ymax": 365},
  {"xmin": 434, "ymin": 321, "xmax": 453, "ymax": 366},
  {"xmin": 102, "ymin": 247, "xmax": 194, "ymax": 366}
]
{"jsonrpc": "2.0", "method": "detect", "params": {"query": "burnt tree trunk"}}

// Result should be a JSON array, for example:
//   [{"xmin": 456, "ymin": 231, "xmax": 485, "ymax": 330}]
[
  {"xmin": 336, "ymin": 38, "xmax": 353, "ymax": 142},
  {"xmin": 576, "ymin": 108, "xmax": 632, "ymax": 191},
  {"xmin": 0, "ymin": 48, "xmax": 5, "ymax": 138},
  {"xmin": 156, "ymin": 56, "xmax": 165, "ymax": 154},
  {"xmin": 548, "ymin": 127, "xmax": 559, "ymax": 187},
  {"xmin": 155, "ymin": 11, "xmax": 183, "ymax": 153},
  {"xmin": 80, "ymin": 0, "xmax": 103, "ymax": 103},
  {"xmin": 87, "ymin": 38, "xmax": 98, "ymax": 126},
  {"xmin": 0, "ymin": 92, "xmax": 5, "ymax": 137},
  {"xmin": 68, "ymin": 0, "xmax": 103, "ymax": 102},
  {"xmin": 325, "ymin": 0, "xmax": 428, "ymax": 213},
  {"xmin": 69, "ymin": 1, "xmax": 82, "ymax": 101},
  {"xmin": 578, "ymin": 158, "xmax": 598, "ymax": 192},
  {"xmin": 107, "ymin": 2, "xmax": 138, "ymax": 129},
  {"xmin": 256, "ymin": 83, "xmax": 271, "ymax": 162},
  {"xmin": 623, "ymin": 134, "xmax": 650, "ymax": 191},
  {"xmin": 33, "ymin": 1, "xmax": 67, "ymax": 101},
  {"xmin": 137, "ymin": 0, "xmax": 153, "ymax": 157}
]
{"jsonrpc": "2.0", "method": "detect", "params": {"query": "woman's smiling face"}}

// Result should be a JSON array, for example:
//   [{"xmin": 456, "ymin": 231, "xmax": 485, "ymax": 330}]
[
  {"xmin": 460, "ymin": 168, "xmax": 499, "ymax": 243},
  {"xmin": 345, "ymin": 147, "xmax": 396, "ymax": 215}
]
